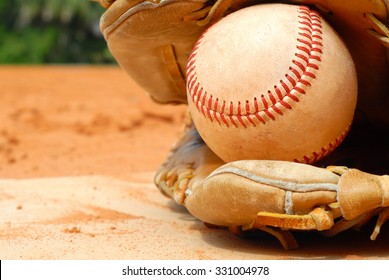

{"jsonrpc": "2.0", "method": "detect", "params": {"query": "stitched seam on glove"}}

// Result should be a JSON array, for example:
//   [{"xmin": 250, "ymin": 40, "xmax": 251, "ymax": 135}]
[{"xmin": 207, "ymin": 166, "xmax": 339, "ymax": 191}]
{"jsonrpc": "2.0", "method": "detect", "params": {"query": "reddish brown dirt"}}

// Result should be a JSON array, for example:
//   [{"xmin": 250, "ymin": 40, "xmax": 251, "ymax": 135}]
[
  {"xmin": 0, "ymin": 66, "xmax": 186, "ymax": 180},
  {"xmin": 1, "ymin": 66, "xmax": 388, "ymax": 259}
]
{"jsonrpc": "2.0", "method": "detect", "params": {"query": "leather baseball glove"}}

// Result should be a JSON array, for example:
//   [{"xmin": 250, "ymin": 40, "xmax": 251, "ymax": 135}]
[{"xmin": 98, "ymin": 0, "xmax": 389, "ymax": 249}]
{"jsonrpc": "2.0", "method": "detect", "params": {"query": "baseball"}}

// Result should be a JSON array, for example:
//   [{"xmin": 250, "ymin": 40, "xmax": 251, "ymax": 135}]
[{"xmin": 186, "ymin": 4, "xmax": 358, "ymax": 164}]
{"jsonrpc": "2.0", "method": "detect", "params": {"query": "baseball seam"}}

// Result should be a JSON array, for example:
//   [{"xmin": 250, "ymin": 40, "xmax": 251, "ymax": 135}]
[{"xmin": 186, "ymin": 6, "xmax": 322, "ymax": 128}]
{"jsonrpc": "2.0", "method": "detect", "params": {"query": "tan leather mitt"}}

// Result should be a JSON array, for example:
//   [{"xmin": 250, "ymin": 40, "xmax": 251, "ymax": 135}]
[{"xmin": 99, "ymin": 0, "xmax": 389, "ymax": 249}]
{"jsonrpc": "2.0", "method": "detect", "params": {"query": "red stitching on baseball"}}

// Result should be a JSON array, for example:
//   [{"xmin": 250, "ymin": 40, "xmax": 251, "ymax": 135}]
[
  {"xmin": 272, "ymin": 104, "xmax": 283, "ymax": 115},
  {"xmin": 261, "ymin": 95, "xmax": 269, "ymax": 109},
  {"xmin": 265, "ymin": 109, "xmax": 275, "ymax": 120},
  {"xmin": 292, "ymin": 59, "xmax": 306, "ymax": 71},
  {"xmin": 229, "ymin": 101, "xmax": 234, "ymax": 116},
  {"xmin": 286, "ymin": 74, "xmax": 296, "ymax": 87},
  {"xmin": 208, "ymin": 95, "xmax": 213, "ymax": 112},
  {"xmin": 274, "ymin": 86, "xmax": 283, "ymax": 99},
  {"xmin": 245, "ymin": 100, "xmax": 250, "ymax": 114},
  {"xmin": 280, "ymin": 100, "xmax": 292, "ymax": 109},
  {"xmin": 186, "ymin": 5, "xmax": 323, "ymax": 128},
  {"xmin": 287, "ymin": 92, "xmax": 299, "ymax": 102},
  {"xmin": 267, "ymin": 92, "xmax": 274, "ymax": 105}
]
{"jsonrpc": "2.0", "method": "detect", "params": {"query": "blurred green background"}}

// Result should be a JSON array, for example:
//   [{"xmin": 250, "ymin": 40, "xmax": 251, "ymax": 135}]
[{"xmin": 0, "ymin": 0, "xmax": 115, "ymax": 64}]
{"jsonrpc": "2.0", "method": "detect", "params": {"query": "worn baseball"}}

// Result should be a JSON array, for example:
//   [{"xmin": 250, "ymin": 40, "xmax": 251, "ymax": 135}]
[{"xmin": 186, "ymin": 4, "xmax": 358, "ymax": 164}]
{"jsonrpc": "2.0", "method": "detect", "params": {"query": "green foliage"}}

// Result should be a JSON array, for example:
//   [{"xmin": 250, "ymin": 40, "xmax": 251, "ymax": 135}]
[{"xmin": 0, "ymin": 0, "xmax": 115, "ymax": 63}]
